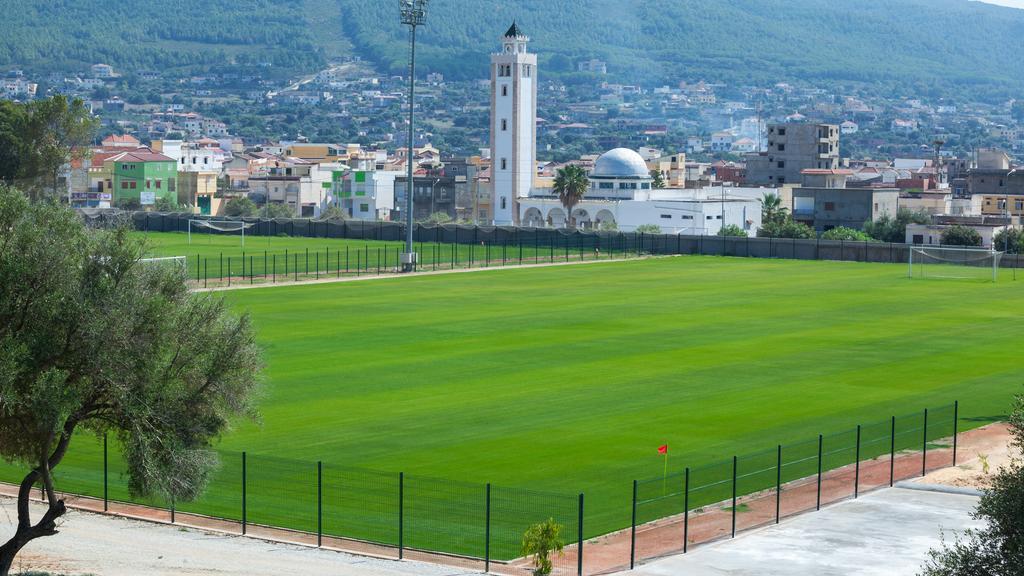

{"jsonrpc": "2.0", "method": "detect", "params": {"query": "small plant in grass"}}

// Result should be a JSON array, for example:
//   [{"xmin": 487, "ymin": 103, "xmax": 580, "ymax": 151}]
[
  {"xmin": 522, "ymin": 518, "xmax": 565, "ymax": 576},
  {"xmin": 978, "ymin": 453, "xmax": 990, "ymax": 475}
]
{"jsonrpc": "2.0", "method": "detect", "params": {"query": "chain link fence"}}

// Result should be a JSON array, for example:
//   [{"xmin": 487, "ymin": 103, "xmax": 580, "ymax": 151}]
[{"xmin": 625, "ymin": 402, "xmax": 959, "ymax": 571}]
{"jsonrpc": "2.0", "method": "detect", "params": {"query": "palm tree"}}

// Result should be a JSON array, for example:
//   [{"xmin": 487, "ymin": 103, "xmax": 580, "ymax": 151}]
[
  {"xmin": 761, "ymin": 192, "xmax": 788, "ymax": 226},
  {"xmin": 553, "ymin": 164, "xmax": 589, "ymax": 228}
]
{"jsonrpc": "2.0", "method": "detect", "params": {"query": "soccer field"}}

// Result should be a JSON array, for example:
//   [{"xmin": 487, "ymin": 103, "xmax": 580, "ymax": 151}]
[{"xmin": 4, "ymin": 255, "xmax": 1020, "ymax": 550}]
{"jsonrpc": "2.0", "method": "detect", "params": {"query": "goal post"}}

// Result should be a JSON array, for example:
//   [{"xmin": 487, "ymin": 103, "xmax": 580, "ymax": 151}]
[
  {"xmin": 908, "ymin": 245, "xmax": 1003, "ymax": 282},
  {"xmin": 188, "ymin": 219, "xmax": 255, "ymax": 248}
]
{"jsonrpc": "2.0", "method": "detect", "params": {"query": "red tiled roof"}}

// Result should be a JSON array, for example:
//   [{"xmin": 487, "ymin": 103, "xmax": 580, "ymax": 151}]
[{"xmin": 102, "ymin": 134, "xmax": 140, "ymax": 145}]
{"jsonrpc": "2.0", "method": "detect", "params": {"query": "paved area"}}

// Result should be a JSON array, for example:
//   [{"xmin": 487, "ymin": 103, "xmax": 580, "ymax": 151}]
[
  {"xmin": 1, "ymin": 498, "xmax": 472, "ymax": 576},
  {"xmin": 622, "ymin": 486, "xmax": 983, "ymax": 576}
]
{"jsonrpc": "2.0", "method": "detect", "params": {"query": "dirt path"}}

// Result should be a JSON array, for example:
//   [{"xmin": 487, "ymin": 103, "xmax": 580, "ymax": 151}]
[{"xmin": 0, "ymin": 498, "xmax": 472, "ymax": 576}]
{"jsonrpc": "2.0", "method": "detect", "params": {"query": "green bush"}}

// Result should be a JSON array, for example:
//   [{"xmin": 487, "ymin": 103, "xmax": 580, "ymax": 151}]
[{"xmin": 821, "ymin": 226, "xmax": 874, "ymax": 242}]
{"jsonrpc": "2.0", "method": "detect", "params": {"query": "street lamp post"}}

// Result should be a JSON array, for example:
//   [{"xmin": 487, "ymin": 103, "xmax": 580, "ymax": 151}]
[{"xmin": 400, "ymin": 0, "xmax": 428, "ymax": 272}]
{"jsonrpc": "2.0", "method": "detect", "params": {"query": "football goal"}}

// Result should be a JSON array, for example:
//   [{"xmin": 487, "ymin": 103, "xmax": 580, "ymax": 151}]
[
  {"xmin": 908, "ymin": 246, "xmax": 1003, "ymax": 282},
  {"xmin": 188, "ymin": 219, "xmax": 255, "ymax": 248},
  {"xmin": 140, "ymin": 256, "xmax": 188, "ymax": 272}
]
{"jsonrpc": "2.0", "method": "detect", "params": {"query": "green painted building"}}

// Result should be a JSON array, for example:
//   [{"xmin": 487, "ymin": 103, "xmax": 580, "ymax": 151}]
[{"xmin": 109, "ymin": 151, "xmax": 178, "ymax": 207}]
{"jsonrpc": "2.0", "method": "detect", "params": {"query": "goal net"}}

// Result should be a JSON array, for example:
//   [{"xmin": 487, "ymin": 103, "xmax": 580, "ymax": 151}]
[
  {"xmin": 908, "ymin": 246, "xmax": 1003, "ymax": 282},
  {"xmin": 140, "ymin": 256, "xmax": 188, "ymax": 273},
  {"xmin": 188, "ymin": 219, "xmax": 256, "ymax": 247}
]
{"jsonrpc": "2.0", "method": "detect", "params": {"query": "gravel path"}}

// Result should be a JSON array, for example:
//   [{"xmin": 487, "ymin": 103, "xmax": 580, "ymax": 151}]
[{"xmin": 1, "ymin": 498, "xmax": 472, "ymax": 576}]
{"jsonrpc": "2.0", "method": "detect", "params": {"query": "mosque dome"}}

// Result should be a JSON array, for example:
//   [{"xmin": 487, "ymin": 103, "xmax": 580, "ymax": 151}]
[{"xmin": 591, "ymin": 148, "xmax": 651, "ymax": 180}]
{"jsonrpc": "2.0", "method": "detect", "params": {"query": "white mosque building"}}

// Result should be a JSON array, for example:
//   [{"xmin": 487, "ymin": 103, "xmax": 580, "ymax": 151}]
[
  {"xmin": 519, "ymin": 148, "xmax": 765, "ymax": 235},
  {"xmin": 487, "ymin": 23, "xmax": 766, "ymax": 235}
]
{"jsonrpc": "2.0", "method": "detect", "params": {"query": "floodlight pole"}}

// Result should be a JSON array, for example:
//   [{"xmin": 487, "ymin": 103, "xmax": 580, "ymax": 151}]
[{"xmin": 400, "ymin": 0, "xmax": 428, "ymax": 272}]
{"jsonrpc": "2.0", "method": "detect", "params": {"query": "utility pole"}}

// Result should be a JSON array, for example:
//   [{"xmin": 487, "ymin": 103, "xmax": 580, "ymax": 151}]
[{"xmin": 399, "ymin": 0, "xmax": 429, "ymax": 271}]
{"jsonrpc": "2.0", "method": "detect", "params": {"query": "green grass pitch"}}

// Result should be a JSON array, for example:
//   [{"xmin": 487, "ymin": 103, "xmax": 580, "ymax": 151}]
[{"xmin": 2, "ymin": 254, "xmax": 1019, "ymax": 554}]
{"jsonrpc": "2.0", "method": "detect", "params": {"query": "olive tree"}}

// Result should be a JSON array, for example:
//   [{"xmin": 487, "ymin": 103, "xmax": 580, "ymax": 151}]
[
  {"xmin": 920, "ymin": 390, "xmax": 1024, "ymax": 576},
  {"xmin": 0, "ymin": 186, "xmax": 263, "ymax": 574}
]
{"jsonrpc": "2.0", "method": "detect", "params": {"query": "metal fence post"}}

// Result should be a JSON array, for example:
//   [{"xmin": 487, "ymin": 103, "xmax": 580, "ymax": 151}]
[
  {"xmin": 816, "ymin": 434, "xmax": 823, "ymax": 511},
  {"xmin": 922, "ymin": 408, "xmax": 928, "ymax": 476},
  {"xmin": 485, "ymin": 483, "xmax": 491, "ymax": 573},
  {"xmin": 242, "ymin": 451, "xmax": 247, "ymax": 535},
  {"xmin": 630, "ymin": 480, "xmax": 637, "ymax": 569},
  {"xmin": 683, "ymin": 467, "xmax": 690, "ymax": 553},
  {"xmin": 577, "ymin": 493, "xmax": 584, "ymax": 576},
  {"xmin": 398, "ymin": 472, "xmax": 404, "ymax": 560},
  {"xmin": 855, "ymin": 425, "xmax": 861, "ymax": 498},
  {"xmin": 890, "ymin": 416, "xmax": 896, "ymax": 487},
  {"xmin": 775, "ymin": 444, "xmax": 782, "ymax": 524},
  {"xmin": 731, "ymin": 455, "xmax": 738, "ymax": 537},
  {"xmin": 953, "ymin": 401, "xmax": 959, "ymax": 466},
  {"xmin": 317, "ymin": 461, "xmax": 322, "ymax": 547},
  {"xmin": 103, "ymin": 433, "xmax": 108, "ymax": 512}
]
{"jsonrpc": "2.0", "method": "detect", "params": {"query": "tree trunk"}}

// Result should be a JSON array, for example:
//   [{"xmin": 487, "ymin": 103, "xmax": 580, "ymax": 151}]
[{"xmin": 0, "ymin": 476, "xmax": 66, "ymax": 576}]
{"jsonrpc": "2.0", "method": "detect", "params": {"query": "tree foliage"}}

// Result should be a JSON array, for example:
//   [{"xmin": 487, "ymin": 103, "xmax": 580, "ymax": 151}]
[
  {"xmin": 153, "ymin": 196, "xmax": 178, "ymax": 212},
  {"xmin": 224, "ymin": 197, "xmax": 258, "ymax": 217},
  {"xmin": 260, "ymin": 202, "xmax": 295, "ymax": 219},
  {"xmin": 717, "ymin": 224, "xmax": 747, "ymax": 237},
  {"xmin": 0, "ymin": 186, "xmax": 263, "ymax": 574},
  {"xmin": 422, "ymin": 211, "xmax": 452, "ymax": 225},
  {"xmin": 941, "ymin": 225, "xmax": 983, "ymax": 247},
  {"xmin": 758, "ymin": 218, "xmax": 815, "ymax": 239},
  {"xmin": 0, "ymin": 96, "xmax": 98, "ymax": 202},
  {"xmin": 650, "ymin": 169, "xmax": 666, "ymax": 189},
  {"xmin": 993, "ymin": 229, "xmax": 1023, "ymax": 254},
  {"xmin": 635, "ymin": 224, "xmax": 662, "ymax": 234},
  {"xmin": 761, "ymin": 192, "xmax": 788, "ymax": 228},
  {"xmin": 335, "ymin": 0, "xmax": 1024, "ymax": 94},
  {"xmin": 316, "ymin": 204, "xmax": 347, "ymax": 222},
  {"xmin": 553, "ymin": 165, "xmax": 588, "ymax": 229},
  {"xmin": 863, "ymin": 208, "xmax": 932, "ymax": 243},
  {"xmin": 920, "ymin": 391, "xmax": 1024, "ymax": 576},
  {"xmin": 0, "ymin": 1, "xmax": 333, "ymax": 76},
  {"xmin": 821, "ymin": 226, "xmax": 875, "ymax": 242},
  {"xmin": 522, "ymin": 518, "xmax": 565, "ymax": 576}
]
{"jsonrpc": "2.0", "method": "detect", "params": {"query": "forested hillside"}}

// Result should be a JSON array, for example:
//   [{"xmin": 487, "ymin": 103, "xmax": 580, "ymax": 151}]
[
  {"xmin": 0, "ymin": 0, "xmax": 348, "ymax": 74},
  {"xmin": 3, "ymin": 0, "xmax": 1024, "ymax": 94},
  {"xmin": 339, "ymin": 0, "xmax": 1024, "ymax": 91}
]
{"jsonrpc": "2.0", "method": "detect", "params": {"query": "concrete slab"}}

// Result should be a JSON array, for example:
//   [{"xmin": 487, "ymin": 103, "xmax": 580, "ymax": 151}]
[{"xmin": 623, "ymin": 487, "xmax": 983, "ymax": 576}]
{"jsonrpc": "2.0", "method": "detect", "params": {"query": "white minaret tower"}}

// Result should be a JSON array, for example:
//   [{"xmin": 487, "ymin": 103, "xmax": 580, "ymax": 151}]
[{"xmin": 490, "ymin": 22, "xmax": 537, "ymax": 226}]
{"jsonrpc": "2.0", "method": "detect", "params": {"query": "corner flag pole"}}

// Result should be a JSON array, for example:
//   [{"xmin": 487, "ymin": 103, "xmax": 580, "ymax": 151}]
[{"xmin": 658, "ymin": 444, "xmax": 669, "ymax": 494}]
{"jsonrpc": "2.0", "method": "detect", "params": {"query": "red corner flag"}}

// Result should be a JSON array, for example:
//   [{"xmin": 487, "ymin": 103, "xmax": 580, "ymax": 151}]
[{"xmin": 658, "ymin": 444, "xmax": 668, "ymax": 455}]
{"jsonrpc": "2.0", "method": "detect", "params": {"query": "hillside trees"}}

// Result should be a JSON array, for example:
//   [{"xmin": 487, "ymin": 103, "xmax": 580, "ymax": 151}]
[{"xmin": 0, "ymin": 187, "xmax": 263, "ymax": 575}]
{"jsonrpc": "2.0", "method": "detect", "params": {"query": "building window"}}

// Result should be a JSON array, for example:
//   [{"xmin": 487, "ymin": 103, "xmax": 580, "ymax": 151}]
[
  {"xmin": 501, "ymin": 85, "xmax": 508, "ymax": 97},
  {"xmin": 777, "ymin": 144, "xmax": 785, "ymax": 151},
  {"xmin": 168, "ymin": 179, "xmax": 175, "ymax": 192},
  {"xmin": 641, "ymin": 183, "xmax": 651, "ymax": 190},
  {"xmin": 523, "ymin": 64, "xmax": 531, "ymax": 77},
  {"xmin": 599, "ymin": 182, "xmax": 614, "ymax": 189},
  {"xmin": 660, "ymin": 214, "xmax": 672, "ymax": 219},
  {"xmin": 777, "ymin": 161, "xmax": 785, "ymax": 169},
  {"xmin": 500, "ymin": 197, "xmax": 507, "ymax": 209},
  {"xmin": 130, "ymin": 181, "xmax": 137, "ymax": 189},
  {"xmin": 824, "ymin": 202, "xmax": 835, "ymax": 211},
  {"xmin": 501, "ymin": 119, "xmax": 508, "ymax": 131},
  {"xmin": 155, "ymin": 180, "xmax": 161, "ymax": 189},
  {"xmin": 146, "ymin": 179, "xmax": 152, "ymax": 189},
  {"xmin": 501, "ymin": 158, "xmax": 507, "ymax": 170},
  {"xmin": 778, "ymin": 128, "xmax": 786, "ymax": 136},
  {"xmin": 360, "ymin": 204, "xmax": 369, "ymax": 212},
  {"xmin": 121, "ymin": 182, "xmax": 128, "ymax": 190}
]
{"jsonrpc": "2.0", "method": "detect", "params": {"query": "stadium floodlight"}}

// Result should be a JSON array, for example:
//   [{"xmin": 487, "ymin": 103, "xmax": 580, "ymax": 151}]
[
  {"xmin": 399, "ymin": 0, "xmax": 429, "ymax": 272},
  {"xmin": 908, "ymin": 245, "xmax": 1003, "ymax": 282},
  {"xmin": 188, "ymin": 219, "xmax": 256, "ymax": 248}
]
